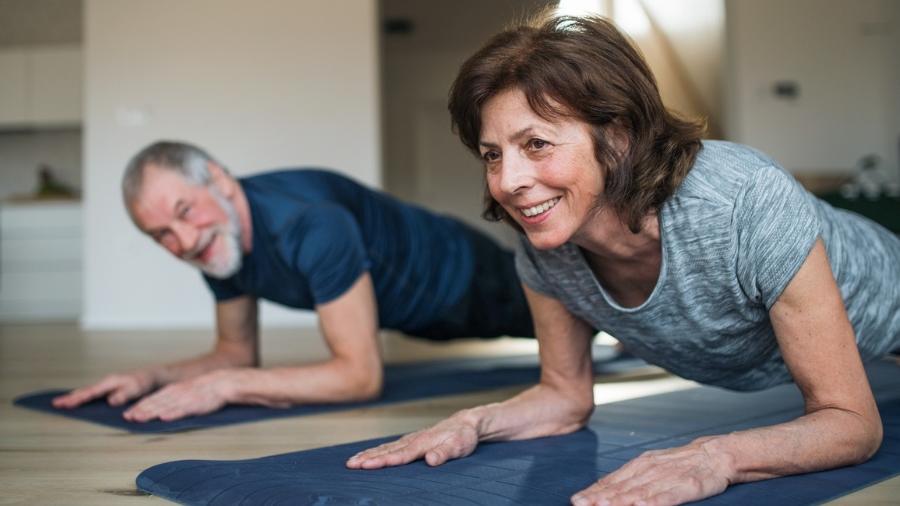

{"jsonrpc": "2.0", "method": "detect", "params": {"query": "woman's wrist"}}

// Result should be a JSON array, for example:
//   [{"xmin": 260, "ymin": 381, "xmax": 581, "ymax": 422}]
[
  {"xmin": 696, "ymin": 434, "xmax": 740, "ymax": 484},
  {"xmin": 455, "ymin": 403, "xmax": 500, "ymax": 441}
]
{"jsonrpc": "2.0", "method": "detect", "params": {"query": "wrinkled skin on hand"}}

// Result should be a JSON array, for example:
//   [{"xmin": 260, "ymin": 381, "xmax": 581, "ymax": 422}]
[
  {"xmin": 346, "ymin": 414, "xmax": 480, "ymax": 469},
  {"xmin": 571, "ymin": 437, "xmax": 733, "ymax": 506}
]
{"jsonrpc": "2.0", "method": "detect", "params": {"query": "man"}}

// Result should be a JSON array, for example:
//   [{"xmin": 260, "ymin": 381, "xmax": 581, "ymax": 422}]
[{"xmin": 53, "ymin": 141, "xmax": 533, "ymax": 422}]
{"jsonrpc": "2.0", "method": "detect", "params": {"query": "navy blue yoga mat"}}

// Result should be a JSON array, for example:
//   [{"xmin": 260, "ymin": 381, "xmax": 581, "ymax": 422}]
[
  {"xmin": 13, "ymin": 351, "xmax": 646, "ymax": 433},
  {"xmin": 136, "ymin": 360, "xmax": 900, "ymax": 505}
]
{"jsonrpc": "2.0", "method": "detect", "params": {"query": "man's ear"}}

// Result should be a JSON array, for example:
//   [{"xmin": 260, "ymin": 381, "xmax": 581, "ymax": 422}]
[{"xmin": 207, "ymin": 161, "xmax": 235, "ymax": 196}]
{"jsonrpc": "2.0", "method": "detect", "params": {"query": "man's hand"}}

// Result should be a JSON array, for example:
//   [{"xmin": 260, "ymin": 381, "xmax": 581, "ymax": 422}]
[
  {"xmin": 346, "ymin": 412, "xmax": 480, "ymax": 469},
  {"xmin": 570, "ymin": 437, "xmax": 734, "ymax": 506},
  {"xmin": 52, "ymin": 371, "xmax": 156, "ymax": 409},
  {"xmin": 122, "ymin": 369, "xmax": 240, "ymax": 422}
]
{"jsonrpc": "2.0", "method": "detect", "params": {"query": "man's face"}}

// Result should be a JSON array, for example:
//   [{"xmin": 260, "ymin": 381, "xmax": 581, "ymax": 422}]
[{"xmin": 129, "ymin": 164, "xmax": 243, "ymax": 278}]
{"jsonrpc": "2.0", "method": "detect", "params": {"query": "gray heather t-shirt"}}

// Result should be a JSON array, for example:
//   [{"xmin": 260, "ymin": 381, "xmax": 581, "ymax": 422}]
[{"xmin": 517, "ymin": 141, "xmax": 900, "ymax": 391}]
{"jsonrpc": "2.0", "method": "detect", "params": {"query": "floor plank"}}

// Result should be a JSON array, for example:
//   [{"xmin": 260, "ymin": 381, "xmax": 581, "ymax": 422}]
[{"xmin": 0, "ymin": 323, "xmax": 894, "ymax": 504}]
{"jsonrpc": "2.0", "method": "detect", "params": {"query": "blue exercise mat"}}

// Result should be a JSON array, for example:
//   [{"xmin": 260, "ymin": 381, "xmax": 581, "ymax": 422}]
[
  {"xmin": 136, "ymin": 360, "xmax": 900, "ymax": 505},
  {"xmin": 13, "ymin": 351, "xmax": 647, "ymax": 433}
]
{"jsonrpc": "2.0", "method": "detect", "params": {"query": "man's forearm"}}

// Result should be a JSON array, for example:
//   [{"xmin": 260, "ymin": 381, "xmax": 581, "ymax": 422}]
[
  {"xmin": 224, "ymin": 358, "xmax": 383, "ymax": 406},
  {"xmin": 703, "ymin": 407, "xmax": 882, "ymax": 484}
]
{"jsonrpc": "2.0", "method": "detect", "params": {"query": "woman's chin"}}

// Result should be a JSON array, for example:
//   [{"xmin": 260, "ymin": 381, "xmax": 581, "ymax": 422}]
[{"xmin": 523, "ymin": 229, "xmax": 569, "ymax": 250}]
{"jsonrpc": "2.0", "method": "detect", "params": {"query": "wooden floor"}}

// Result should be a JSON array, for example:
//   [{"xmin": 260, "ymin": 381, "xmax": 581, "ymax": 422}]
[{"xmin": 0, "ymin": 322, "xmax": 896, "ymax": 505}]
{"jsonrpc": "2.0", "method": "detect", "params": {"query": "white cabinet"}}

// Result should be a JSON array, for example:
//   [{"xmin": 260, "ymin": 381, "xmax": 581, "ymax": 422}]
[
  {"xmin": 0, "ymin": 45, "xmax": 82, "ymax": 128},
  {"xmin": 0, "ymin": 201, "xmax": 82, "ymax": 321},
  {"xmin": 0, "ymin": 50, "xmax": 29, "ymax": 124}
]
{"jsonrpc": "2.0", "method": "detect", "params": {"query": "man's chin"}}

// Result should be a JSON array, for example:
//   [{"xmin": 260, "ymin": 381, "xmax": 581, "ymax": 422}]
[{"xmin": 191, "ymin": 259, "xmax": 242, "ymax": 279}]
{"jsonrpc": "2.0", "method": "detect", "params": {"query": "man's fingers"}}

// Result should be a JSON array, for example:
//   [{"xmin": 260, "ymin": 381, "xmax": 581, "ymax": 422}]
[
  {"xmin": 52, "ymin": 379, "xmax": 118, "ymax": 408},
  {"xmin": 108, "ymin": 382, "xmax": 144, "ymax": 406},
  {"xmin": 123, "ymin": 390, "xmax": 173, "ymax": 422}
]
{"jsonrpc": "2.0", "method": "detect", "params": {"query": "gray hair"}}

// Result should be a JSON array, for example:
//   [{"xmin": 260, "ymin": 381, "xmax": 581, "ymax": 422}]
[{"xmin": 122, "ymin": 141, "xmax": 226, "ymax": 206}]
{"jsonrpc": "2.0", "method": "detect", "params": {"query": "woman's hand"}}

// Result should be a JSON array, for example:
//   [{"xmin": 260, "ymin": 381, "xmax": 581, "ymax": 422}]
[
  {"xmin": 571, "ymin": 436, "xmax": 734, "ymax": 506},
  {"xmin": 346, "ymin": 410, "xmax": 480, "ymax": 469},
  {"xmin": 347, "ymin": 411, "xmax": 486, "ymax": 469}
]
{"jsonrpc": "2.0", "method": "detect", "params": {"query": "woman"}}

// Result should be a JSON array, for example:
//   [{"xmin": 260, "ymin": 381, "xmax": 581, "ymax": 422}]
[{"xmin": 347, "ymin": 14, "xmax": 900, "ymax": 505}]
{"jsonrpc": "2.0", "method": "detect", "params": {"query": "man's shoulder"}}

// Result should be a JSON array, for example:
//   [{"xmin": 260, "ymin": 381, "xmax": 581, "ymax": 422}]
[{"xmin": 240, "ymin": 167, "xmax": 353, "ymax": 189}]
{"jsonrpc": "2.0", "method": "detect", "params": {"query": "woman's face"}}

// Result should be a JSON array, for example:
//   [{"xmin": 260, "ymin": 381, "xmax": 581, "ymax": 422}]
[{"xmin": 479, "ymin": 88, "xmax": 605, "ymax": 250}]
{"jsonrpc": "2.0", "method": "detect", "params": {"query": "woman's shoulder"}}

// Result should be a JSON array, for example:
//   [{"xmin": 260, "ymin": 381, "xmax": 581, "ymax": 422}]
[{"xmin": 675, "ymin": 141, "xmax": 782, "ymax": 205}]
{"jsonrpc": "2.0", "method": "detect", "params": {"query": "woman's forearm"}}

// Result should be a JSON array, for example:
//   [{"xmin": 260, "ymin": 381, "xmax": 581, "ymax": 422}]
[{"xmin": 707, "ymin": 406, "xmax": 882, "ymax": 483}]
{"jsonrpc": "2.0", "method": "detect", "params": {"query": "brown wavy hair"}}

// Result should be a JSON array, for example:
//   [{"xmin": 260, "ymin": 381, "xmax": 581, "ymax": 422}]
[{"xmin": 448, "ymin": 14, "xmax": 705, "ymax": 233}]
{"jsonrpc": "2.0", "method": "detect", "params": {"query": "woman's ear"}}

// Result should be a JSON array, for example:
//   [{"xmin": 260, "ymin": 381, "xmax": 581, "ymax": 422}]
[{"xmin": 606, "ymin": 122, "xmax": 630, "ymax": 158}]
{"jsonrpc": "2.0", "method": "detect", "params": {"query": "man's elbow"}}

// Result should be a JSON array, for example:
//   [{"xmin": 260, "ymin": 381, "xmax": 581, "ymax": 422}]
[{"xmin": 344, "ymin": 363, "xmax": 384, "ymax": 402}]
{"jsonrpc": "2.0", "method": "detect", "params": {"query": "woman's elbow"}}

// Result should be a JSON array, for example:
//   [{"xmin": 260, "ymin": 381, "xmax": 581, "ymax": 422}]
[
  {"xmin": 840, "ymin": 408, "xmax": 884, "ymax": 465},
  {"xmin": 855, "ymin": 418, "xmax": 883, "ymax": 463}
]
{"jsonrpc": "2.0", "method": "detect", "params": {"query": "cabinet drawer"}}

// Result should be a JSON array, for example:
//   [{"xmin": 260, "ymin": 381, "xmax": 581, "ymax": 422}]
[
  {"xmin": 1, "ymin": 236, "xmax": 81, "ymax": 265},
  {"xmin": 0, "ymin": 203, "xmax": 82, "ymax": 232}
]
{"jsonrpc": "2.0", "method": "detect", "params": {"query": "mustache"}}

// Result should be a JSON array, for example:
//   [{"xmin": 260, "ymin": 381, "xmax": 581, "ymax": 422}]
[{"xmin": 181, "ymin": 229, "xmax": 216, "ymax": 261}]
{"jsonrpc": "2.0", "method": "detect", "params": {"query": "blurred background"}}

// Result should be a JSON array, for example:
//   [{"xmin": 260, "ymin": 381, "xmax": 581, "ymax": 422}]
[{"xmin": 0, "ymin": 0, "xmax": 897, "ymax": 329}]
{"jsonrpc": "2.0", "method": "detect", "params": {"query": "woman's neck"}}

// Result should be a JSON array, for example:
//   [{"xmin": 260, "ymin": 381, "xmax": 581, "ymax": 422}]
[{"xmin": 572, "ymin": 207, "xmax": 661, "ymax": 263}]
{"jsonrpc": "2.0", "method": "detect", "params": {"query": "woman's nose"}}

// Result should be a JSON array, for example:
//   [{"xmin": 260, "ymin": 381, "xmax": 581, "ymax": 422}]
[{"xmin": 498, "ymin": 155, "xmax": 535, "ymax": 195}]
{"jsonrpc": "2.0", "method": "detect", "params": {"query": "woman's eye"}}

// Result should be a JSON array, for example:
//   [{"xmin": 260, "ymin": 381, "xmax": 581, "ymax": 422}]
[
  {"xmin": 529, "ymin": 139, "xmax": 549, "ymax": 150},
  {"xmin": 179, "ymin": 206, "xmax": 192, "ymax": 219},
  {"xmin": 482, "ymin": 151, "xmax": 500, "ymax": 163}
]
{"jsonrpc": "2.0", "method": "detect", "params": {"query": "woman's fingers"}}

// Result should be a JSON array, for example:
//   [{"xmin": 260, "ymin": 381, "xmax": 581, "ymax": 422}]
[{"xmin": 347, "ymin": 419, "xmax": 479, "ymax": 470}]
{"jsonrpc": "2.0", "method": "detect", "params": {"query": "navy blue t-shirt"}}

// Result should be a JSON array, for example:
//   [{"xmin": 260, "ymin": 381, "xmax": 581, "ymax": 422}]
[{"xmin": 202, "ymin": 169, "xmax": 474, "ymax": 332}]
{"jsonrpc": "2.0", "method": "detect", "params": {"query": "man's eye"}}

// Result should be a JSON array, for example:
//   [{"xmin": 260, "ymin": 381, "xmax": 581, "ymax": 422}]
[
  {"xmin": 178, "ymin": 206, "xmax": 191, "ymax": 219},
  {"xmin": 482, "ymin": 151, "xmax": 500, "ymax": 163}
]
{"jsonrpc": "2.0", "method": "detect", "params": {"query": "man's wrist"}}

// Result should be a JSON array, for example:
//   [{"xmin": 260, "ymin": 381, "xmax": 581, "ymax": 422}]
[{"xmin": 212, "ymin": 368, "xmax": 249, "ymax": 403}]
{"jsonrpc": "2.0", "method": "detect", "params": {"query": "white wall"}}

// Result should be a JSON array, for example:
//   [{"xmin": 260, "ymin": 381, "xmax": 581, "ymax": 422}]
[
  {"xmin": 725, "ymin": 0, "xmax": 899, "ymax": 175},
  {"xmin": 83, "ymin": 0, "xmax": 380, "ymax": 329},
  {"xmin": 382, "ymin": 0, "xmax": 551, "ymax": 248},
  {"xmin": 639, "ymin": 0, "xmax": 725, "ymax": 135}
]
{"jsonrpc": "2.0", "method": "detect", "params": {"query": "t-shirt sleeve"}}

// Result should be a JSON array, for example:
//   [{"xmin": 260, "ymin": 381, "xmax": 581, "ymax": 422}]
[
  {"xmin": 514, "ymin": 234, "xmax": 560, "ymax": 298},
  {"xmin": 284, "ymin": 205, "xmax": 371, "ymax": 306},
  {"xmin": 202, "ymin": 273, "xmax": 246, "ymax": 302},
  {"xmin": 733, "ymin": 165, "xmax": 819, "ymax": 310}
]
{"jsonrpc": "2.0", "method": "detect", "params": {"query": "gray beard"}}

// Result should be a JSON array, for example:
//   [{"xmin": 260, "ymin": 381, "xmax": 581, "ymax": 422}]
[{"xmin": 196, "ymin": 188, "xmax": 244, "ymax": 279}]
